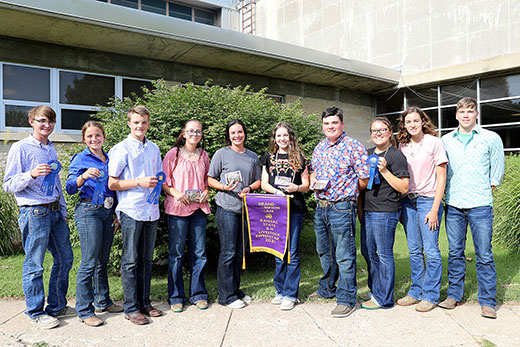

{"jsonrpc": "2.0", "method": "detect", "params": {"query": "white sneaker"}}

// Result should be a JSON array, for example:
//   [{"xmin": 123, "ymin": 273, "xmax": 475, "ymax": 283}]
[
  {"xmin": 242, "ymin": 295, "xmax": 252, "ymax": 304},
  {"xmin": 280, "ymin": 298, "xmax": 299, "ymax": 311},
  {"xmin": 271, "ymin": 295, "xmax": 283, "ymax": 305},
  {"xmin": 32, "ymin": 314, "xmax": 60, "ymax": 329},
  {"xmin": 227, "ymin": 299, "xmax": 245, "ymax": 309}
]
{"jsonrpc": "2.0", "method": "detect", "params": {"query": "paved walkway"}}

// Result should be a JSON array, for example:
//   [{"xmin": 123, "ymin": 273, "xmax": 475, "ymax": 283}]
[{"xmin": 1, "ymin": 299, "xmax": 519, "ymax": 346}]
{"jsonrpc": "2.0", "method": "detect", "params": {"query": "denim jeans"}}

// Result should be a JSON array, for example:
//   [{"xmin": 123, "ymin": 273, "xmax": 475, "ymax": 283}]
[
  {"xmin": 445, "ymin": 205, "xmax": 496, "ymax": 307},
  {"xmin": 74, "ymin": 202, "xmax": 115, "ymax": 319},
  {"xmin": 167, "ymin": 209, "xmax": 208, "ymax": 305},
  {"xmin": 119, "ymin": 212, "xmax": 158, "ymax": 314},
  {"xmin": 273, "ymin": 212, "xmax": 303, "ymax": 302},
  {"xmin": 359, "ymin": 217, "xmax": 372, "ymax": 293},
  {"xmin": 401, "ymin": 197, "xmax": 443, "ymax": 304},
  {"xmin": 314, "ymin": 200, "xmax": 357, "ymax": 307},
  {"xmin": 363, "ymin": 211, "xmax": 400, "ymax": 308},
  {"xmin": 18, "ymin": 205, "xmax": 73, "ymax": 319},
  {"xmin": 215, "ymin": 206, "xmax": 248, "ymax": 305}
]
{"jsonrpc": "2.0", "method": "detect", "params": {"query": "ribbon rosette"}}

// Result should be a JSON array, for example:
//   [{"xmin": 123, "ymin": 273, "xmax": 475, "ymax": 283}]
[
  {"xmin": 41, "ymin": 160, "xmax": 62, "ymax": 196},
  {"xmin": 92, "ymin": 168, "xmax": 108, "ymax": 205},
  {"xmin": 366, "ymin": 154, "xmax": 380, "ymax": 190},
  {"xmin": 147, "ymin": 171, "xmax": 166, "ymax": 204}
]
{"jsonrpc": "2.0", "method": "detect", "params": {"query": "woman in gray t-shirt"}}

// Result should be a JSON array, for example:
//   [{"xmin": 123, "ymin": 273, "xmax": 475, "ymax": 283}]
[{"xmin": 208, "ymin": 119, "xmax": 261, "ymax": 309}]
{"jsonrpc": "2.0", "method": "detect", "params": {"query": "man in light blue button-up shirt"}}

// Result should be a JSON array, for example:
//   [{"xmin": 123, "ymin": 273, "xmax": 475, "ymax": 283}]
[
  {"xmin": 439, "ymin": 97, "xmax": 504, "ymax": 319},
  {"xmin": 108, "ymin": 106, "xmax": 163, "ymax": 325}
]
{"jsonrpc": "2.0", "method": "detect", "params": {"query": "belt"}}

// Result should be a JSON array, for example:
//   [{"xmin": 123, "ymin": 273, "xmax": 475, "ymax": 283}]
[
  {"xmin": 403, "ymin": 193, "xmax": 426, "ymax": 200},
  {"xmin": 22, "ymin": 201, "xmax": 60, "ymax": 211},
  {"xmin": 317, "ymin": 198, "xmax": 355, "ymax": 208},
  {"xmin": 80, "ymin": 197, "xmax": 114, "ymax": 209}
]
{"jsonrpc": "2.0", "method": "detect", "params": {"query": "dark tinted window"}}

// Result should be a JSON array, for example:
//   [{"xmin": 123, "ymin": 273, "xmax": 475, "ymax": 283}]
[
  {"xmin": 480, "ymin": 74, "xmax": 520, "ymax": 101},
  {"xmin": 440, "ymin": 80, "xmax": 477, "ymax": 106},
  {"xmin": 406, "ymin": 87, "xmax": 438, "ymax": 108},
  {"xmin": 3, "ymin": 64, "xmax": 50, "ymax": 102},
  {"xmin": 60, "ymin": 72, "xmax": 115, "ymax": 106},
  {"xmin": 61, "ymin": 109, "xmax": 98, "ymax": 130},
  {"xmin": 376, "ymin": 91, "xmax": 404, "ymax": 114},
  {"xmin": 5, "ymin": 105, "xmax": 33, "ymax": 127}
]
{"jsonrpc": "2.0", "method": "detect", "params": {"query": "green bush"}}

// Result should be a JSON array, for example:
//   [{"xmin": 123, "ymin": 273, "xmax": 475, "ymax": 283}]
[
  {"xmin": 493, "ymin": 154, "xmax": 520, "ymax": 250},
  {"xmin": 62, "ymin": 80, "xmax": 323, "ymax": 272},
  {"xmin": 0, "ymin": 182, "xmax": 22, "ymax": 256}
]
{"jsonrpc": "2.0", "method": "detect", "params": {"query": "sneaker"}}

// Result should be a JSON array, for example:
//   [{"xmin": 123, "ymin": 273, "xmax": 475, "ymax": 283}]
[
  {"xmin": 95, "ymin": 303, "xmax": 123, "ymax": 313},
  {"xmin": 31, "ymin": 314, "xmax": 59, "ymax": 329},
  {"xmin": 438, "ymin": 298, "xmax": 458, "ymax": 310},
  {"xmin": 397, "ymin": 296, "xmax": 420, "ymax": 306},
  {"xmin": 280, "ymin": 298, "xmax": 299, "ymax": 311},
  {"xmin": 171, "ymin": 303, "xmax": 183, "ymax": 312},
  {"xmin": 481, "ymin": 305, "xmax": 497, "ymax": 319},
  {"xmin": 357, "ymin": 293, "xmax": 371, "ymax": 302},
  {"xmin": 79, "ymin": 315, "xmax": 104, "ymax": 327},
  {"xmin": 195, "ymin": 300, "xmax": 208, "ymax": 310},
  {"xmin": 271, "ymin": 294, "xmax": 283, "ymax": 305},
  {"xmin": 331, "ymin": 304, "xmax": 355, "ymax": 318},
  {"xmin": 227, "ymin": 299, "xmax": 245, "ymax": 309},
  {"xmin": 415, "ymin": 300, "xmax": 437, "ymax": 312},
  {"xmin": 361, "ymin": 299, "xmax": 380, "ymax": 310},
  {"xmin": 52, "ymin": 305, "xmax": 77, "ymax": 318},
  {"xmin": 242, "ymin": 295, "xmax": 252, "ymax": 304}
]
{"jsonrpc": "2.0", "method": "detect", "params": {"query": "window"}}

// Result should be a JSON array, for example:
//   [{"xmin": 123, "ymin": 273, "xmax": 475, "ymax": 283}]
[
  {"xmin": 0, "ymin": 62, "xmax": 153, "ymax": 133},
  {"xmin": 375, "ymin": 75, "xmax": 520, "ymax": 151},
  {"xmin": 99, "ymin": 0, "xmax": 219, "ymax": 26}
]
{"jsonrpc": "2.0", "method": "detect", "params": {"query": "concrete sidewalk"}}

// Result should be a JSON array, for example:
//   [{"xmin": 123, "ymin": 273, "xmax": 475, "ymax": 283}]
[{"xmin": 1, "ymin": 299, "xmax": 519, "ymax": 346}]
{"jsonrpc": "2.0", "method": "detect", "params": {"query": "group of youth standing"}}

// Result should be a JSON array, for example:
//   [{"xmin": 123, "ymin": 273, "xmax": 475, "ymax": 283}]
[
  {"xmin": 2, "ymin": 95, "xmax": 504, "ymax": 329},
  {"xmin": 355, "ymin": 97, "xmax": 503, "ymax": 320}
]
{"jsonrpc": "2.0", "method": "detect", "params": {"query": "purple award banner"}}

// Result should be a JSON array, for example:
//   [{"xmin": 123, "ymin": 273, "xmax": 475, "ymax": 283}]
[{"xmin": 244, "ymin": 194, "xmax": 290, "ymax": 260}]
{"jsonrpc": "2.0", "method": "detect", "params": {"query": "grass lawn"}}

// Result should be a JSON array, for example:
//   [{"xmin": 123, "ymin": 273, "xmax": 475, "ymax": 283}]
[{"xmin": 1, "ymin": 220, "xmax": 520, "ymax": 304}]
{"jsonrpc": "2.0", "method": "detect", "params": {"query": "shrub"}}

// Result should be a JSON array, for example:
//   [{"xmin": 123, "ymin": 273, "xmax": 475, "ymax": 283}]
[
  {"xmin": 0, "ymin": 182, "xmax": 22, "ymax": 256},
  {"xmin": 62, "ymin": 80, "xmax": 323, "ymax": 272},
  {"xmin": 493, "ymin": 154, "xmax": 520, "ymax": 250}
]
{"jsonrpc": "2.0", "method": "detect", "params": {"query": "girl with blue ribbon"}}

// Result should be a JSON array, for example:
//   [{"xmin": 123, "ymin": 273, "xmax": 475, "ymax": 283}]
[
  {"xmin": 359, "ymin": 117, "xmax": 409, "ymax": 310},
  {"xmin": 66, "ymin": 121, "xmax": 122, "ymax": 327}
]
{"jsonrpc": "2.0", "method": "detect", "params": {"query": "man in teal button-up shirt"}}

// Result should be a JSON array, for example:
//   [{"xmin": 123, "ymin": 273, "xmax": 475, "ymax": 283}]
[{"xmin": 439, "ymin": 97, "xmax": 504, "ymax": 319}]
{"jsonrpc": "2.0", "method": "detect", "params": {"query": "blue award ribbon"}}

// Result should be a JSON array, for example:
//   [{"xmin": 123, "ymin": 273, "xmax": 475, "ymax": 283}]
[
  {"xmin": 366, "ymin": 154, "xmax": 380, "ymax": 190},
  {"xmin": 41, "ymin": 160, "xmax": 61, "ymax": 196},
  {"xmin": 92, "ymin": 168, "xmax": 108, "ymax": 205},
  {"xmin": 147, "ymin": 171, "xmax": 166, "ymax": 204}
]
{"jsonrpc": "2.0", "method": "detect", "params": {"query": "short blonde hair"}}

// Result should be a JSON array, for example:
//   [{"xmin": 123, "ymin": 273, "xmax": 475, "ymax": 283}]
[
  {"xmin": 456, "ymin": 97, "xmax": 477, "ymax": 111},
  {"xmin": 127, "ymin": 105, "xmax": 150, "ymax": 121}
]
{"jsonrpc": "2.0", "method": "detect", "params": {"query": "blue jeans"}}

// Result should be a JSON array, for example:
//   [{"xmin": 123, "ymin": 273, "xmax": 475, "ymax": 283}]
[
  {"xmin": 74, "ymin": 202, "xmax": 115, "ymax": 319},
  {"xmin": 215, "ymin": 206, "xmax": 248, "ymax": 305},
  {"xmin": 314, "ymin": 200, "xmax": 357, "ymax": 307},
  {"xmin": 167, "ymin": 209, "xmax": 208, "ymax": 305},
  {"xmin": 18, "ymin": 205, "xmax": 73, "ymax": 319},
  {"xmin": 363, "ymin": 211, "xmax": 400, "ymax": 308},
  {"xmin": 401, "ymin": 197, "xmax": 443, "ymax": 304},
  {"xmin": 273, "ymin": 212, "xmax": 303, "ymax": 302},
  {"xmin": 445, "ymin": 205, "xmax": 496, "ymax": 307},
  {"xmin": 119, "ymin": 212, "xmax": 158, "ymax": 314}
]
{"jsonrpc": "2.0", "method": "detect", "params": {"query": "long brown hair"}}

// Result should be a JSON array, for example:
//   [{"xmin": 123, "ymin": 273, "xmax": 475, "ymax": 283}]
[
  {"xmin": 370, "ymin": 116, "xmax": 396, "ymax": 147},
  {"xmin": 397, "ymin": 106, "xmax": 438, "ymax": 144},
  {"xmin": 269, "ymin": 122, "xmax": 305, "ymax": 171}
]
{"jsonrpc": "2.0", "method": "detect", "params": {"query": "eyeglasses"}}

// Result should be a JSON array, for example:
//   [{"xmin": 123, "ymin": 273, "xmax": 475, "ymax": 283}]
[
  {"xmin": 186, "ymin": 129, "xmax": 202, "ymax": 136},
  {"xmin": 33, "ymin": 118, "xmax": 56, "ymax": 126},
  {"xmin": 370, "ymin": 128, "xmax": 389, "ymax": 135}
]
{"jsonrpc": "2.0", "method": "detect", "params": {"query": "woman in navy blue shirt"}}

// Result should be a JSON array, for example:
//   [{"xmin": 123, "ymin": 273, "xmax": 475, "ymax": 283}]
[{"xmin": 66, "ymin": 121, "xmax": 121, "ymax": 326}]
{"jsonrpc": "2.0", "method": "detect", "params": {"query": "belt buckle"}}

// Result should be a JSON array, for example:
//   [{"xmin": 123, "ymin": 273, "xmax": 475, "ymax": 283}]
[
  {"xmin": 406, "ymin": 193, "xmax": 419, "ymax": 200},
  {"xmin": 318, "ymin": 200, "xmax": 329, "ymax": 208},
  {"xmin": 104, "ymin": 197, "xmax": 114, "ymax": 209}
]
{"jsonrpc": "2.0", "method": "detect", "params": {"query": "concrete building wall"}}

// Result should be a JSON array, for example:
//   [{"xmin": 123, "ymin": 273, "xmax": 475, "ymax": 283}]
[{"xmin": 255, "ymin": 0, "xmax": 520, "ymax": 84}]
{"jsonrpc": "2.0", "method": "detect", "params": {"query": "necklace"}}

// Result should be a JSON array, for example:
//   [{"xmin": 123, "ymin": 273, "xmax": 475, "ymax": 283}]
[
  {"xmin": 375, "ymin": 145, "xmax": 390, "ymax": 158},
  {"xmin": 409, "ymin": 139, "xmax": 423, "ymax": 158},
  {"xmin": 181, "ymin": 147, "xmax": 199, "ymax": 159}
]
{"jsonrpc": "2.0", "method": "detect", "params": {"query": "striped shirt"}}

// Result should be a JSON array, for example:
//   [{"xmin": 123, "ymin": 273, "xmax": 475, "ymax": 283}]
[
  {"xmin": 441, "ymin": 125, "xmax": 504, "ymax": 209},
  {"xmin": 3, "ymin": 135, "xmax": 67, "ymax": 217}
]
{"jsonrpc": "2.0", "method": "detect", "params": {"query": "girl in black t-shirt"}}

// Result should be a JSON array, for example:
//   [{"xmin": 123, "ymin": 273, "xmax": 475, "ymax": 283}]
[
  {"xmin": 359, "ymin": 117, "xmax": 409, "ymax": 309},
  {"xmin": 261, "ymin": 122, "xmax": 310, "ymax": 311}
]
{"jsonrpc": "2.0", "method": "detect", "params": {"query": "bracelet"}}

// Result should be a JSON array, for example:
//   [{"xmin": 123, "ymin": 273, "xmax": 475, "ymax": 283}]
[
  {"xmin": 80, "ymin": 174, "xmax": 86, "ymax": 180},
  {"xmin": 136, "ymin": 178, "xmax": 140, "ymax": 187}
]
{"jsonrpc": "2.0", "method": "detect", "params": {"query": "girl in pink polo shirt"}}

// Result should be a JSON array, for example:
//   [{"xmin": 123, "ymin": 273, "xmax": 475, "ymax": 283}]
[
  {"xmin": 162, "ymin": 119, "xmax": 211, "ymax": 313},
  {"xmin": 396, "ymin": 106, "xmax": 448, "ymax": 313}
]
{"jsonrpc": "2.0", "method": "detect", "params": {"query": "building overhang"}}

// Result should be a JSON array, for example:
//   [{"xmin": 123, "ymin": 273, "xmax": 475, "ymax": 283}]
[{"xmin": 0, "ymin": 0, "xmax": 399, "ymax": 93}]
